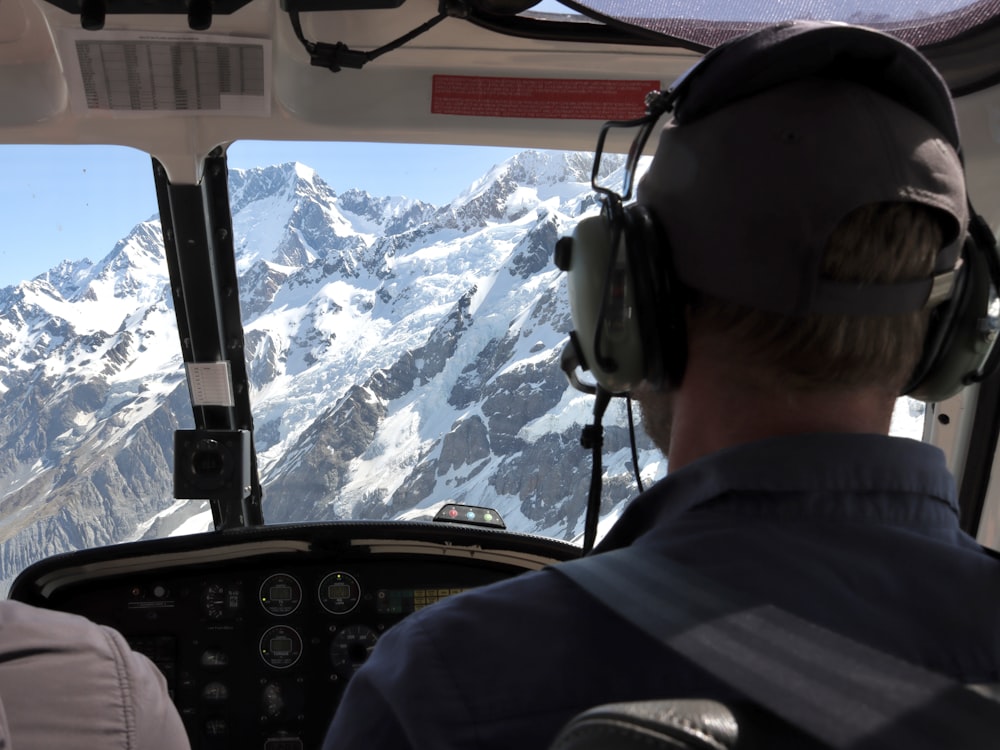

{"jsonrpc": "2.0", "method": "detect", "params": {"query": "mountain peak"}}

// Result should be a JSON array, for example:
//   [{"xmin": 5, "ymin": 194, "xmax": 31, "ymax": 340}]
[
  {"xmin": 229, "ymin": 162, "xmax": 335, "ymax": 216},
  {"xmin": 33, "ymin": 257, "xmax": 96, "ymax": 296},
  {"xmin": 292, "ymin": 162, "xmax": 317, "ymax": 183},
  {"xmin": 227, "ymin": 162, "xmax": 361, "ymax": 270},
  {"xmin": 443, "ymin": 150, "xmax": 615, "ymax": 227},
  {"xmin": 336, "ymin": 189, "xmax": 436, "ymax": 235},
  {"xmin": 459, "ymin": 150, "xmax": 626, "ymax": 198},
  {"xmin": 506, "ymin": 150, "xmax": 592, "ymax": 185}
]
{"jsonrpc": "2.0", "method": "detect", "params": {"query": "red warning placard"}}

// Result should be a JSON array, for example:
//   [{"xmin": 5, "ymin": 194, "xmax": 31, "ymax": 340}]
[{"xmin": 432, "ymin": 75, "xmax": 660, "ymax": 120}]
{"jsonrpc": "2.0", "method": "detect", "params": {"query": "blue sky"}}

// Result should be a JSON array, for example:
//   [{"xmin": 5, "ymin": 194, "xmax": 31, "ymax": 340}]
[{"xmin": 0, "ymin": 142, "xmax": 527, "ymax": 288}]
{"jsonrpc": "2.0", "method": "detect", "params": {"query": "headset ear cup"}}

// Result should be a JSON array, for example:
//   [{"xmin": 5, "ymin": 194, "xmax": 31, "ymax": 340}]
[
  {"xmin": 560, "ymin": 204, "xmax": 686, "ymax": 393},
  {"xmin": 562, "ymin": 211, "xmax": 646, "ymax": 393},
  {"xmin": 906, "ymin": 238, "xmax": 997, "ymax": 402},
  {"xmin": 622, "ymin": 205, "xmax": 688, "ymax": 389}
]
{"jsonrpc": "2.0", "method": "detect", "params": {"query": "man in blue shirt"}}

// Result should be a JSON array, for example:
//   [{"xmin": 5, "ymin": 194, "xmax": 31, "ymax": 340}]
[{"xmin": 324, "ymin": 21, "xmax": 1000, "ymax": 750}]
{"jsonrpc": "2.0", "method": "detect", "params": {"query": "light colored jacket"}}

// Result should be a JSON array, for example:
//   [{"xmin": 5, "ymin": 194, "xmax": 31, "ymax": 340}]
[{"xmin": 0, "ymin": 600, "xmax": 189, "ymax": 749}]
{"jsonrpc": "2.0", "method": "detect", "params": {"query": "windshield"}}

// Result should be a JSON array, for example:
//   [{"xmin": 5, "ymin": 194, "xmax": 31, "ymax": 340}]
[
  {"xmin": 559, "ymin": 0, "xmax": 1000, "ymax": 47},
  {"xmin": 198, "ymin": 142, "xmax": 653, "ymax": 540},
  {"xmin": 0, "ymin": 141, "xmax": 929, "ymax": 593}
]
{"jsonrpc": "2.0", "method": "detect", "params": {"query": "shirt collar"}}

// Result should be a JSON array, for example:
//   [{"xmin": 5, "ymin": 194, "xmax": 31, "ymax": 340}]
[{"xmin": 596, "ymin": 433, "xmax": 957, "ymax": 552}]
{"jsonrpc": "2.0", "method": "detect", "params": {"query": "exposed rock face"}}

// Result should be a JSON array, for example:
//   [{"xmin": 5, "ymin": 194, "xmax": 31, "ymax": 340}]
[
  {"xmin": 0, "ymin": 151, "xmax": 666, "ymax": 595},
  {"xmin": 438, "ymin": 416, "xmax": 491, "ymax": 475}
]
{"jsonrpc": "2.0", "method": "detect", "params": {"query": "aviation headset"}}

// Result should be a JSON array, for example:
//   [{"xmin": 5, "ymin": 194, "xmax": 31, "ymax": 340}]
[{"xmin": 556, "ymin": 21, "xmax": 1000, "ymax": 404}]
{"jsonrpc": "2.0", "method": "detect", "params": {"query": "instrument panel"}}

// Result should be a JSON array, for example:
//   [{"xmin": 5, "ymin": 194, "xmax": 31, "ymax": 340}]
[{"xmin": 9, "ymin": 521, "xmax": 577, "ymax": 750}]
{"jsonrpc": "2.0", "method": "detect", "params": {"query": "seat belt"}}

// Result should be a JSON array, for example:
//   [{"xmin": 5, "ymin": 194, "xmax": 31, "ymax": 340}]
[{"xmin": 552, "ymin": 547, "xmax": 1000, "ymax": 749}]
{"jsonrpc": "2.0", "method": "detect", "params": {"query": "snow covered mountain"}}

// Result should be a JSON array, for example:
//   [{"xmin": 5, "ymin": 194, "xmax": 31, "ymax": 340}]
[{"xmin": 0, "ymin": 150, "xmax": 664, "ymax": 592}]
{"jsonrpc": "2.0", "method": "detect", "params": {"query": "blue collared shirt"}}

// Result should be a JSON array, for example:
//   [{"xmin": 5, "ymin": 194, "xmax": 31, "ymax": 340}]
[{"xmin": 324, "ymin": 434, "xmax": 1000, "ymax": 750}]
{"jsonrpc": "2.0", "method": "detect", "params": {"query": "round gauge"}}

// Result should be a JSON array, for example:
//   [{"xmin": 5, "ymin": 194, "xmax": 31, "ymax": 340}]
[
  {"xmin": 330, "ymin": 624, "xmax": 378, "ymax": 676},
  {"xmin": 318, "ymin": 572, "xmax": 361, "ymax": 615},
  {"xmin": 259, "ymin": 625, "xmax": 303, "ymax": 669},
  {"xmin": 201, "ymin": 682, "xmax": 229, "ymax": 702},
  {"xmin": 259, "ymin": 574, "xmax": 301, "ymax": 616}
]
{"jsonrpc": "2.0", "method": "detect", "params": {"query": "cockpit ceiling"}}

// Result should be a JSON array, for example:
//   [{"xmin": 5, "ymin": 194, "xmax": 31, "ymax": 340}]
[
  {"xmin": 561, "ymin": 0, "xmax": 1000, "ymax": 48},
  {"xmin": 5, "ymin": 0, "xmax": 1000, "ymax": 182}
]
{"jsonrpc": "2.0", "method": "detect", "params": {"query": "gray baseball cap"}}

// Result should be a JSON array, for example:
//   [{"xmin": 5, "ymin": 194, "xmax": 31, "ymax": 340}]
[{"xmin": 636, "ymin": 75, "xmax": 968, "ymax": 316}]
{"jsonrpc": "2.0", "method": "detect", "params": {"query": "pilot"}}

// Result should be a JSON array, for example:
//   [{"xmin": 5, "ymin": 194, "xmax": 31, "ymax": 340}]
[
  {"xmin": 0, "ymin": 599, "xmax": 189, "ymax": 749},
  {"xmin": 323, "ymin": 21, "xmax": 1000, "ymax": 750}
]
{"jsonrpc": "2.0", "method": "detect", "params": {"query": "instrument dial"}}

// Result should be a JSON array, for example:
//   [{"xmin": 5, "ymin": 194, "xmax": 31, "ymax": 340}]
[
  {"xmin": 330, "ymin": 624, "xmax": 378, "ymax": 677},
  {"xmin": 259, "ymin": 625, "xmax": 303, "ymax": 669},
  {"xmin": 259, "ymin": 573, "xmax": 301, "ymax": 616},
  {"xmin": 318, "ymin": 571, "xmax": 361, "ymax": 615}
]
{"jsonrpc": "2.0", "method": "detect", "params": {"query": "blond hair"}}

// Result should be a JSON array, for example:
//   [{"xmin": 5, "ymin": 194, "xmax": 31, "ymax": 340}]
[{"xmin": 689, "ymin": 202, "xmax": 943, "ymax": 393}]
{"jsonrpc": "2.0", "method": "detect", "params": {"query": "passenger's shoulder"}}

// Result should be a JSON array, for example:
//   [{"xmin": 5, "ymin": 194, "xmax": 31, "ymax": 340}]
[
  {"xmin": 0, "ymin": 599, "xmax": 111, "ymax": 650},
  {"xmin": 0, "ymin": 600, "xmax": 190, "ymax": 749}
]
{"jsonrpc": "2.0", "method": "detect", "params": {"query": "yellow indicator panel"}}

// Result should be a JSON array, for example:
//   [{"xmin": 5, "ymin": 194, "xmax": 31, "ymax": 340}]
[{"xmin": 376, "ymin": 588, "xmax": 467, "ymax": 614}]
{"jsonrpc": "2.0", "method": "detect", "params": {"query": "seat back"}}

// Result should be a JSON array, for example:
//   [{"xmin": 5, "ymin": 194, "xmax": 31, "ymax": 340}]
[
  {"xmin": 549, "ymin": 699, "xmax": 824, "ymax": 750},
  {"xmin": 550, "ymin": 700, "xmax": 737, "ymax": 750}
]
